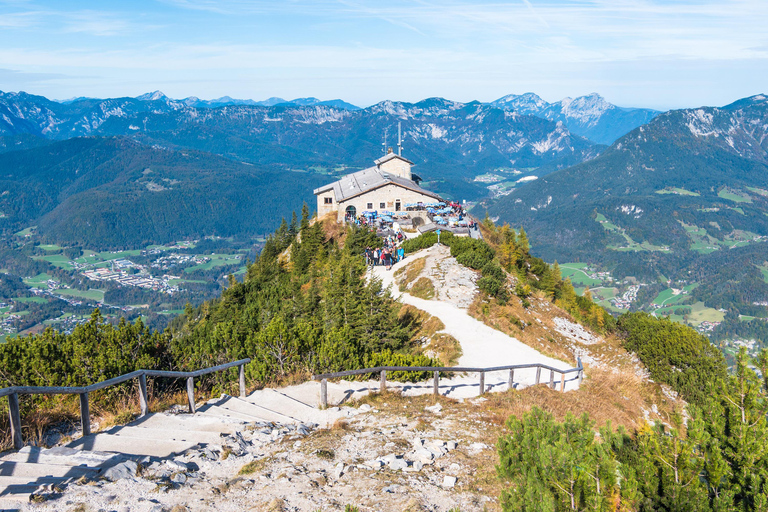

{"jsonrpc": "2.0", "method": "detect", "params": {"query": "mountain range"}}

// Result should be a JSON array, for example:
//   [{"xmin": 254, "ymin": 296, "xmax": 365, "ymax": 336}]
[
  {"xmin": 489, "ymin": 92, "xmax": 660, "ymax": 145},
  {"xmin": 0, "ymin": 90, "xmax": 617, "ymax": 209},
  {"xmin": 482, "ymin": 94, "xmax": 768, "ymax": 309}
]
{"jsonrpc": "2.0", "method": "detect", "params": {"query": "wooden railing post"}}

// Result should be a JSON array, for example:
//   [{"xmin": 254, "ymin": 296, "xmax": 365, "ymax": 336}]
[
  {"xmin": 380, "ymin": 370, "xmax": 387, "ymax": 393},
  {"xmin": 549, "ymin": 370, "xmax": 555, "ymax": 390},
  {"xmin": 79, "ymin": 392, "xmax": 90, "ymax": 436},
  {"xmin": 186, "ymin": 377, "xmax": 195, "ymax": 413},
  {"xmin": 8, "ymin": 392, "xmax": 22, "ymax": 450},
  {"xmin": 479, "ymin": 372, "xmax": 485, "ymax": 396},
  {"xmin": 577, "ymin": 357, "xmax": 584, "ymax": 385},
  {"xmin": 508, "ymin": 369, "xmax": 514, "ymax": 390},
  {"xmin": 535, "ymin": 367, "xmax": 541, "ymax": 385},
  {"xmin": 560, "ymin": 373, "xmax": 565, "ymax": 392},
  {"xmin": 320, "ymin": 379, "xmax": 328, "ymax": 408},
  {"xmin": 239, "ymin": 364, "xmax": 246, "ymax": 397},
  {"xmin": 433, "ymin": 371, "xmax": 439, "ymax": 396},
  {"xmin": 138, "ymin": 373, "xmax": 149, "ymax": 417}
]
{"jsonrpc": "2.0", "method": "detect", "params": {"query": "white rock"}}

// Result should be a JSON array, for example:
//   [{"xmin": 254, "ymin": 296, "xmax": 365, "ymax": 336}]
[
  {"xmin": 413, "ymin": 448, "xmax": 434, "ymax": 462},
  {"xmin": 358, "ymin": 404, "xmax": 373, "ymax": 412},
  {"xmin": 103, "ymin": 460, "xmax": 138, "ymax": 482},
  {"xmin": 446, "ymin": 441, "xmax": 458, "ymax": 451},
  {"xmin": 171, "ymin": 472, "xmax": 187, "ymax": 484},
  {"xmin": 333, "ymin": 462, "xmax": 345, "ymax": 479},
  {"xmin": 388, "ymin": 458, "xmax": 408, "ymax": 471},
  {"xmin": 442, "ymin": 475, "xmax": 457, "ymax": 488},
  {"xmin": 381, "ymin": 453, "xmax": 398, "ymax": 464},
  {"xmin": 425, "ymin": 403, "xmax": 442, "ymax": 414},
  {"xmin": 469, "ymin": 442, "xmax": 489, "ymax": 453},
  {"xmin": 364, "ymin": 459, "xmax": 385, "ymax": 469}
]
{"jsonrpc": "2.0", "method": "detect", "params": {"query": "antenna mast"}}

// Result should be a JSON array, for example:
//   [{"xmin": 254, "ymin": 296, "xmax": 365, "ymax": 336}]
[
  {"xmin": 397, "ymin": 122, "xmax": 403, "ymax": 156},
  {"xmin": 382, "ymin": 127, "xmax": 388, "ymax": 155}
]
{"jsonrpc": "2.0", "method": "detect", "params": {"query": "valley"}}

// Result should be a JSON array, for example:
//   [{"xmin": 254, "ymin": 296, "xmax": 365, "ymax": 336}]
[{"xmin": 0, "ymin": 233, "xmax": 256, "ymax": 342}]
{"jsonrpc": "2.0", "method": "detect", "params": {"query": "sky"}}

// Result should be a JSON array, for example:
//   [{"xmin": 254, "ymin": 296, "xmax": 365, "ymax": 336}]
[{"xmin": 0, "ymin": 0, "xmax": 766, "ymax": 110}]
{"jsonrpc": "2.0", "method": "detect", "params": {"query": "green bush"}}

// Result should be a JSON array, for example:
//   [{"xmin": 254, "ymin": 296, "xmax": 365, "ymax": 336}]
[
  {"xmin": 401, "ymin": 231, "xmax": 455, "ymax": 253},
  {"xmin": 363, "ymin": 350, "xmax": 439, "ymax": 382},
  {"xmin": 616, "ymin": 312, "xmax": 727, "ymax": 405},
  {"xmin": 477, "ymin": 261, "xmax": 510, "ymax": 303},
  {"xmin": 449, "ymin": 237, "xmax": 494, "ymax": 270}
]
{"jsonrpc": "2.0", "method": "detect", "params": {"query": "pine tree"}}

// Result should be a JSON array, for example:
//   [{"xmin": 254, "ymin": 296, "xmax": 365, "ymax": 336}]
[{"xmin": 518, "ymin": 226, "xmax": 530, "ymax": 254}]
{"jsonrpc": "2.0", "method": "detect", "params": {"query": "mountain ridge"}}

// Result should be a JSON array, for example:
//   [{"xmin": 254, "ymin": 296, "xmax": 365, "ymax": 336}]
[{"xmin": 489, "ymin": 92, "xmax": 661, "ymax": 144}]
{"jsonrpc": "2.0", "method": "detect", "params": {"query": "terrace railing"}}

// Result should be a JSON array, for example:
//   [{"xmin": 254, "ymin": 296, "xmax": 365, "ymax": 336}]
[
  {"xmin": 1, "ymin": 358, "xmax": 250, "ymax": 451},
  {"xmin": 313, "ymin": 358, "xmax": 583, "ymax": 408}
]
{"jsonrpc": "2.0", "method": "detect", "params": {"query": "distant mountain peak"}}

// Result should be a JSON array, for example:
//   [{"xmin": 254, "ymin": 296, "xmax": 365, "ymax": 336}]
[
  {"xmin": 489, "ymin": 92, "xmax": 659, "ymax": 145},
  {"xmin": 136, "ymin": 91, "xmax": 168, "ymax": 101}
]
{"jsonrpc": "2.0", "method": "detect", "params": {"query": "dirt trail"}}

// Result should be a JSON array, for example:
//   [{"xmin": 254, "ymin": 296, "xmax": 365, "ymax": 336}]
[{"xmin": 372, "ymin": 245, "xmax": 579, "ymax": 391}]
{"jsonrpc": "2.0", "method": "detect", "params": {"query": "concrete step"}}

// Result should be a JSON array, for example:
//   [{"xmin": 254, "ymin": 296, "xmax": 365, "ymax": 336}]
[
  {"xmin": 102, "ymin": 425, "xmax": 226, "ymax": 445},
  {"xmin": 244, "ymin": 388, "xmax": 324, "ymax": 424},
  {"xmin": 0, "ymin": 446, "xmax": 118, "ymax": 468},
  {"xmin": 0, "ymin": 475, "xmax": 73, "ymax": 504},
  {"xmin": 199, "ymin": 396, "xmax": 300, "ymax": 424},
  {"xmin": 0, "ymin": 461, "xmax": 98, "ymax": 479},
  {"xmin": 67, "ymin": 434, "xmax": 197, "ymax": 458},
  {"xmin": 0, "ymin": 475, "xmax": 72, "ymax": 487},
  {"xmin": 129, "ymin": 413, "xmax": 245, "ymax": 434},
  {"xmin": 0, "ymin": 483, "xmax": 45, "ymax": 504},
  {"xmin": 247, "ymin": 388, "xmax": 317, "ymax": 412},
  {"xmin": 196, "ymin": 404, "xmax": 267, "ymax": 423}
]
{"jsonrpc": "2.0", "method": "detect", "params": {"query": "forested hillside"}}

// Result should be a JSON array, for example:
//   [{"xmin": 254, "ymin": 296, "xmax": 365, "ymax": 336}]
[
  {"xmin": 0, "ymin": 137, "xmax": 325, "ymax": 249},
  {"xmin": 0, "ymin": 212, "xmax": 433, "ymax": 407},
  {"xmin": 482, "ymin": 95, "xmax": 768, "ymax": 320}
]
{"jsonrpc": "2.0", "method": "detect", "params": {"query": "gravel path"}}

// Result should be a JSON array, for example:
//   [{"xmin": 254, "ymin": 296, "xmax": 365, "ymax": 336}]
[{"xmin": 371, "ymin": 245, "xmax": 580, "ymax": 392}]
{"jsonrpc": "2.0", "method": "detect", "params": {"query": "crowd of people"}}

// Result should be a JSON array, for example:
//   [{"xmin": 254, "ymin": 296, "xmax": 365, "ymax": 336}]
[{"xmin": 364, "ymin": 235, "xmax": 405, "ymax": 271}]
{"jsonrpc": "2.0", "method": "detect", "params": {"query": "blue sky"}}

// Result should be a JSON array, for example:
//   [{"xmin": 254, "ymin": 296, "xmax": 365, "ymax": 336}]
[{"xmin": 0, "ymin": 0, "xmax": 765, "ymax": 110}]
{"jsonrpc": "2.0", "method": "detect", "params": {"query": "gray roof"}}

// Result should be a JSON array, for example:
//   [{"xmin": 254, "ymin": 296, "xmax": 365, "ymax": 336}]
[
  {"xmin": 314, "ymin": 166, "xmax": 442, "ymax": 202},
  {"xmin": 374, "ymin": 153, "xmax": 414, "ymax": 166}
]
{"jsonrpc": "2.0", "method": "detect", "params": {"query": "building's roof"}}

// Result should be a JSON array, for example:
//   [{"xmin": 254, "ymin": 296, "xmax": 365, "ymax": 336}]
[
  {"xmin": 313, "ymin": 165, "xmax": 442, "ymax": 202},
  {"xmin": 374, "ymin": 153, "xmax": 414, "ymax": 166}
]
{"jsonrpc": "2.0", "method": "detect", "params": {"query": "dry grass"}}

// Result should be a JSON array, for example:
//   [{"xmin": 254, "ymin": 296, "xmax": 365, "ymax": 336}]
[
  {"xmin": 469, "ymin": 295, "xmax": 576, "ymax": 363},
  {"xmin": 409, "ymin": 277, "xmax": 435, "ymax": 300},
  {"xmin": 419, "ymin": 333, "xmax": 463, "ymax": 366},
  {"xmin": 479, "ymin": 368, "xmax": 681, "ymax": 432},
  {"xmin": 239, "ymin": 457, "xmax": 272, "ymax": 475},
  {"xmin": 395, "ymin": 257, "xmax": 427, "ymax": 291}
]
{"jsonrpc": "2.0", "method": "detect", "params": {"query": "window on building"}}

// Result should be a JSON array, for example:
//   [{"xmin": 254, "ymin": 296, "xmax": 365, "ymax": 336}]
[
  {"xmin": 367, "ymin": 202, "xmax": 373, "ymax": 210},
  {"xmin": 324, "ymin": 197, "xmax": 332, "ymax": 204},
  {"xmin": 379, "ymin": 202, "xmax": 386, "ymax": 209}
]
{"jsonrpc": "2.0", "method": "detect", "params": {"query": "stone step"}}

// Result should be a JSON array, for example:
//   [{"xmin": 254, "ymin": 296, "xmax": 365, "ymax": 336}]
[
  {"xmin": 0, "ymin": 475, "xmax": 73, "ymax": 487},
  {"xmin": 0, "ymin": 461, "xmax": 98, "ymax": 479},
  {"xmin": 244, "ymin": 388, "xmax": 326, "ymax": 424},
  {"xmin": 129, "ymin": 412, "xmax": 246, "ymax": 434},
  {"xmin": 0, "ymin": 475, "xmax": 74, "ymax": 503},
  {"xmin": 199, "ymin": 396, "xmax": 299, "ymax": 424},
  {"xmin": 196, "ymin": 404, "xmax": 267, "ymax": 423},
  {"xmin": 0, "ymin": 446, "xmax": 119, "ymax": 468},
  {"xmin": 67, "ymin": 434, "xmax": 197, "ymax": 458},
  {"xmin": 0, "ymin": 484, "xmax": 44, "ymax": 504},
  {"xmin": 101, "ymin": 425, "xmax": 226, "ymax": 445}
]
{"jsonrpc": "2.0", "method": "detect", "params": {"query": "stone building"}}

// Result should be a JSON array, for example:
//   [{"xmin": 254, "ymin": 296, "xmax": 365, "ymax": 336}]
[{"xmin": 314, "ymin": 151, "xmax": 443, "ymax": 221}]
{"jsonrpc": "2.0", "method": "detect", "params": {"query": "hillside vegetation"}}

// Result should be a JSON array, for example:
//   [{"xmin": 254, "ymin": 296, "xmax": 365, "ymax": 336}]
[
  {"xmin": 0, "ymin": 137, "xmax": 326, "ymax": 249},
  {"xmin": 482, "ymin": 96, "xmax": 768, "ymax": 317},
  {"xmin": 0, "ymin": 212, "xmax": 434, "ymax": 449}
]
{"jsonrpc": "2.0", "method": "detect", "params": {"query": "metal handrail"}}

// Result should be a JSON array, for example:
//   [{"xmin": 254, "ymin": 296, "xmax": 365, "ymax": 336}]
[
  {"xmin": 312, "ymin": 358, "xmax": 583, "ymax": 407},
  {"xmin": 2, "ymin": 358, "xmax": 251, "ymax": 451}
]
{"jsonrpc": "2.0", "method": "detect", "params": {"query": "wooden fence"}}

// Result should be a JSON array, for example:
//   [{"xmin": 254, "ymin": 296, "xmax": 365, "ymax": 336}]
[
  {"xmin": 0, "ymin": 358, "xmax": 251, "ymax": 451},
  {"xmin": 313, "ymin": 358, "xmax": 583, "ymax": 408}
]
